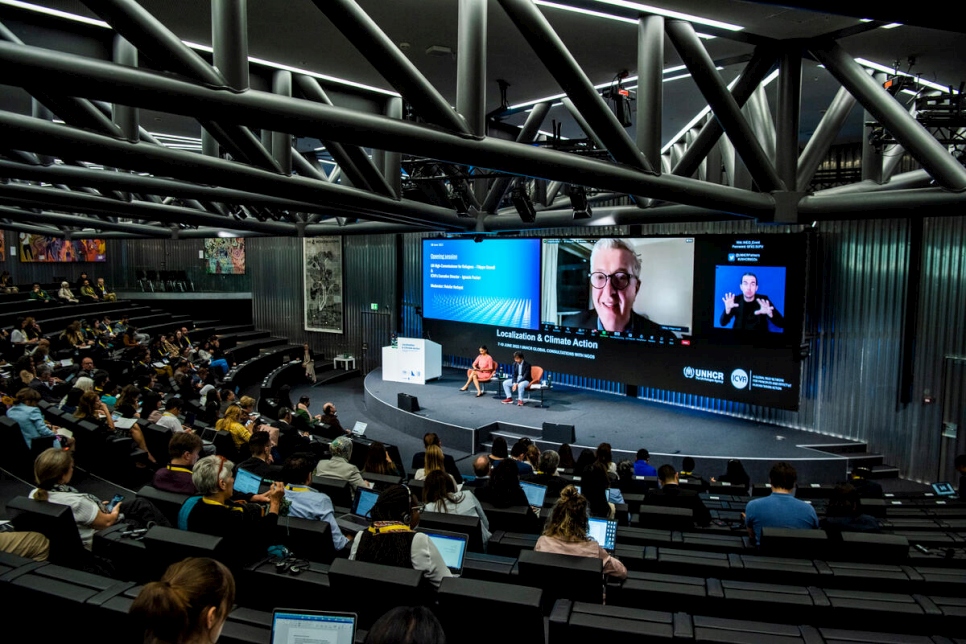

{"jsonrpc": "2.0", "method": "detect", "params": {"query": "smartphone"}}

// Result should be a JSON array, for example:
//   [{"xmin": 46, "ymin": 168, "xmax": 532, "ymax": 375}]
[{"xmin": 107, "ymin": 494, "xmax": 124, "ymax": 512}]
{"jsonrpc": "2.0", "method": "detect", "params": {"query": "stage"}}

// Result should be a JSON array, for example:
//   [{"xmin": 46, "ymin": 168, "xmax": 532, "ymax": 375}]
[{"xmin": 363, "ymin": 367, "xmax": 866, "ymax": 484}]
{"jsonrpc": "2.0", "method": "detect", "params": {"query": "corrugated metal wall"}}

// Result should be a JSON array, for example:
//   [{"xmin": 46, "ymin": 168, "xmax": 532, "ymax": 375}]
[{"xmin": 248, "ymin": 235, "xmax": 397, "ymax": 365}]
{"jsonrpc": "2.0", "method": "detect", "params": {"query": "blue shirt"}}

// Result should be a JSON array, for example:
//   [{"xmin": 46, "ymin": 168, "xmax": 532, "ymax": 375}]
[
  {"xmin": 744, "ymin": 491, "xmax": 820, "ymax": 545},
  {"xmin": 283, "ymin": 485, "xmax": 349, "ymax": 551},
  {"xmin": 7, "ymin": 403, "xmax": 55, "ymax": 448},
  {"xmin": 633, "ymin": 460, "xmax": 657, "ymax": 477}
]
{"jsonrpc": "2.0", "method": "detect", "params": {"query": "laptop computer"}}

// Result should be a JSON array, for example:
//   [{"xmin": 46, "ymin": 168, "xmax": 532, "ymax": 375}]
[
  {"xmin": 520, "ymin": 481, "xmax": 547, "ymax": 508},
  {"xmin": 271, "ymin": 609, "xmax": 355, "ymax": 644},
  {"xmin": 234, "ymin": 468, "xmax": 263, "ymax": 496},
  {"xmin": 337, "ymin": 486, "xmax": 381, "ymax": 533},
  {"xmin": 587, "ymin": 516, "xmax": 618, "ymax": 552},
  {"xmin": 418, "ymin": 528, "xmax": 469, "ymax": 576},
  {"xmin": 932, "ymin": 481, "xmax": 958, "ymax": 497},
  {"xmin": 350, "ymin": 421, "xmax": 367, "ymax": 436}
]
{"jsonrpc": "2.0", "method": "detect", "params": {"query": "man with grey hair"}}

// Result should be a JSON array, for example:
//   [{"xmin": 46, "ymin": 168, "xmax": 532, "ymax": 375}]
[
  {"xmin": 314, "ymin": 435, "xmax": 371, "ymax": 492},
  {"xmin": 523, "ymin": 450, "xmax": 570, "ymax": 497},
  {"xmin": 29, "ymin": 364, "xmax": 65, "ymax": 403},
  {"xmin": 564, "ymin": 237, "xmax": 674, "ymax": 339}
]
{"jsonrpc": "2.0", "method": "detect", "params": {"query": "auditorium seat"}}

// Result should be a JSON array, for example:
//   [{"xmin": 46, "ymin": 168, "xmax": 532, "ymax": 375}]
[
  {"xmin": 310, "ymin": 476, "xmax": 353, "ymax": 510},
  {"xmin": 140, "ymin": 422, "xmax": 172, "ymax": 465},
  {"xmin": 6, "ymin": 496, "xmax": 95, "ymax": 569},
  {"xmin": 327, "ymin": 559, "xmax": 428, "ymax": 629},
  {"xmin": 759, "ymin": 527, "xmax": 829, "ymax": 560},
  {"xmin": 360, "ymin": 471, "xmax": 403, "ymax": 490},
  {"xmin": 549, "ymin": 599, "xmax": 680, "ymax": 640},
  {"xmin": 837, "ymin": 531, "xmax": 909, "ymax": 563},
  {"xmin": 436, "ymin": 577, "xmax": 543, "ymax": 644},
  {"xmin": 611, "ymin": 570, "xmax": 710, "ymax": 614},
  {"xmin": 136, "ymin": 485, "xmax": 188, "ymax": 527},
  {"xmin": 0, "ymin": 415, "xmax": 55, "ymax": 479},
  {"xmin": 516, "ymin": 549, "xmax": 603, "ymax": 612},
  {"xmin": 478, "ymin": 530, "xmax": 538, "ymax": 558},
  {"xmin": 237, "ymin": 558, "xmax": 332, "ymax": 613},
  {"xmin": 692, "ymin": 614, "xmax": 821, "ymax": 643},
  {"xmin": 142, "ymin": 525, "xmax": 227, "ymax": 576},
  {"xmin": 479, "ymin": 502, "xmax": 541, "ymax": 534},
  {"xmin": 275, "ymin": 515, "xmax": 337, "ymax": 564},
  {"xmin": 637, "ymin": 505, "xmax": 695, "ymax": 530}
]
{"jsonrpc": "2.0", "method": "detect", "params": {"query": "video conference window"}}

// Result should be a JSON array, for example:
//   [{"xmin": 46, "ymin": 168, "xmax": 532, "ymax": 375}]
[
  {"xmin": 541, "ymin": 237, "xmax": 695, "ymax": 338},
  {"xmin": 713, "ymin": 265, "xmax": 786, "ymax": 334},
  {"xmin": 423, "ymin": 238, "xmax": 541, "ymax": 330}
]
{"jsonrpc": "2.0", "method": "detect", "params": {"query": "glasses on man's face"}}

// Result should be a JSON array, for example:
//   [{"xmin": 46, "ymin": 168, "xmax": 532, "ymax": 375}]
[{"xmin": 589, "ymin": 271, "xmax": 637, "ymax": 291}]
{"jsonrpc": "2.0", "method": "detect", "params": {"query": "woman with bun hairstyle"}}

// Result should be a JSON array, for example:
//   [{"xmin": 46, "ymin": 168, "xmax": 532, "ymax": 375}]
[
  {"xmin": 535, "ymin": 484, "xmax": 627, "ymax": 579},
  {"xmin": 130, "ymin": 557, "xmax": 235, "ymax": 644}
]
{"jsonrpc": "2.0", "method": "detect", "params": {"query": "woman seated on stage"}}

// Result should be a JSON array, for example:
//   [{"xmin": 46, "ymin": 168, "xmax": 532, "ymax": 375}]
[
  {"xmin": 422, "ymin": 470, "xmax": 491, "ymax": 543},
  {"xmin": 536, "ymin": 485, "xmax": 627, "ymax": 580},
  {"xmin": 459, "ymin": 345, "xmax": 497, "ymax": 397}
]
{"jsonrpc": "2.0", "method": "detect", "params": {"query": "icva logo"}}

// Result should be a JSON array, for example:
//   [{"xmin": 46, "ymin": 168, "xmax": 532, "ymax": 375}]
[
  {"xmin": 730, "ymin": 369, "xmax": 749, "ymax": 389},
  {"xmin": 683, "ymin": 366, "xmax": 695, "ymax": 379}
]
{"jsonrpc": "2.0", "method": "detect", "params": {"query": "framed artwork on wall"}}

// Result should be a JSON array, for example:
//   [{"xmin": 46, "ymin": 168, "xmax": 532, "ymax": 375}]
[{"xmin": 303, "ymin": 236, "xmax": 344, "ymax": 333}]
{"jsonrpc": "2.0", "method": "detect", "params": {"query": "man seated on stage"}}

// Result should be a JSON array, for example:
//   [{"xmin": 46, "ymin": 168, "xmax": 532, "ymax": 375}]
[
  {"xmin": 502, "ymin": 351, "xmax": 531, "ymax": 406},
  {"xmin": 411, "ymin": 432, "xmax": 464, "ymax": 484},
  {"xmin": 280, "ymin": 454, "xmax": 350, "ymax": 552},
  {"xmin": 523, "ymin": 450, "xmax": 570, "ymax": 498},
  {"xmin": 152, "ymin": 432, "xmax": 203, "ymax": 495},
  {"xmin": 315, "ymin": 436, "xmax": 371, "ymax": 492},
  {"xmin": 743, "ymin": 462, "xmax": 819, "ymax": 546},
  {"xmin": 644, "ymin": 464, "xmax": 712, "ymax": 527},
  {"xmin": 633, "ymin": 448, "xmax": 657, "ymax": 477}
]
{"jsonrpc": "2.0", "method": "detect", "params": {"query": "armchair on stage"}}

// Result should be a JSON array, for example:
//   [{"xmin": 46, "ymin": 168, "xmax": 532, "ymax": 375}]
[{"xmin": 381, "ymin": 337, "xmax": 442, "ymax": 384}]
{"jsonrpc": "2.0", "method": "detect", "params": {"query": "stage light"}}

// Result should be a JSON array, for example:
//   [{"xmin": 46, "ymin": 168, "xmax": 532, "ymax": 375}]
[
  {"xmin": 569, "ymin": 186, "xmax": 592, "ymax": 219},
  {"xmin": 511, "ymin": 186, "xmax": 537, "ymax": 223}
]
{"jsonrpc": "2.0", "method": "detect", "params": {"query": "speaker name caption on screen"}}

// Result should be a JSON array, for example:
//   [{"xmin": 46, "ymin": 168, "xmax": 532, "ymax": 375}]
[{"xmin": 497, "ymin": 329, "xmax": 598, "ymax": 360}]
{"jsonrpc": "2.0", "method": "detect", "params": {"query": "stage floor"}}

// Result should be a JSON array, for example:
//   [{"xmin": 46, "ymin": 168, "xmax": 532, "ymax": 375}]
[{"xmin": 364, "ymin": 367, "xmax": 860, "ymax": 482}]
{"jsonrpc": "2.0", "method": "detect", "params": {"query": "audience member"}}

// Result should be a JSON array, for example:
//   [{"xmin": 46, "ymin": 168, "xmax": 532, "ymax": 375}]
[
  {"xmin": 558, "ymin": 443, "xmax": 575, "ymax": 470},
  {"xmin": 215, "ymin": 404, "xmax": 253, "ymax": 452},
  {"xmin": 57, "ymin": 281, "xmax": 78, "ymax": 304},
  {"xmin": 679, "ymin": 456, "xmax": 708, "ymax": 491},
  {"xmin": 464, "ymin": 455, "xmax": 491, "ymax": 489},
  {"xmin": 848, "ymin": 466, "xmax": 884, "ymax": 499},
  {"xmin": 279, "ymin": 454, "xmax": 350, "ymax": 551},
  {"xmin": 488, "ymin": 436, "xmax": 508, "ymax": 463},
  {"xmin": 821, "ymin": 484, "xmax": 881, "ymax": 533},
  {"xmin": 411, "ymin": 432, "xmax": 463, "ymax": 484},
  {"xmin": 422, "ymin": 470, "xmax": 491, "ymax": 543},
  {"xmin": 315, "ymin": 436, "xmax": 371, "ymax": 492},
  {"xmin": 7, "ymin": 387, "xmax": 71, "ymax": 450},
  {"xmin": 235, "ymin": 432, "xmax": 281, "ymax": 479},
  {"xmin": 580, "ymin": 462, "xmax": 615, "ymax": 519},
  {"xmin": 185, "ymin": 454, "xmax": 285, "ymax": 562},
  {"xmin": 644, "ymin": 464, "xmax": 712, "ymax": 527},
  {"xmin": 153, "ymin": 432, "xmax": 204, "ymax": 494},
  {"xmin": 633, "ymin": 448, "xmax": 657, "ymax": 477},
  {"xmin": 523, "ymin": 450, "xmax": 570, "ymax": 497},
  {"xmin": 363, "ymin": 441, "xmax": 399, "ymax": 477},
  {"xmin": 510, "ymin": 438, "xmax": 535, "ymax": 476},
  {"xmin": 0, "ymin": 531, "xmax": 49, "ymax": 561},
  {"xmin": 743, "ymin": 462, "xmax": 819, "ymax": 546},
  {"xmin": 713, "ymin": 459, "xmax": 751, "ymax": 491},
  {"xmin": 156, "ymin": 397, "xmax": 191, "ymax": 433},
  {"xmin": 130, "ymin": 557, "xmax": 234, "ymax": 644},
  {"xmin": 596, "ymin": 442, "xmax": 617, "ymax": 477},
  {"xmin": 364, "ymin": 606, "xmax": 445, "ymax": 644},
  {"xmin": 349, "ymin": 485, "xmax": 452, "ymax": 588},
  {"xmin": 535, "ymin": 485, "xmax": 627, "ymax": 579}
]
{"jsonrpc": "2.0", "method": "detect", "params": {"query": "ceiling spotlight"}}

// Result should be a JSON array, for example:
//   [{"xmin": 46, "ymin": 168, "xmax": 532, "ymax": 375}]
[
  {"xmin": 570, "ymin": 186, "xmax": 592, "ymax": 220},
  {"xmin": 511, "ymin": 186, "xmax": 536, "ymax": 224}
]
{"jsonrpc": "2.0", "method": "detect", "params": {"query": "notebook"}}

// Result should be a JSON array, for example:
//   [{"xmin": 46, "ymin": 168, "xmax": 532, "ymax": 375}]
[
  {"xmin": 351, "ymin": 421, "xmax": 367, "ymax": 436},
  {"xmin": 234, "ymin": 467, "xmax": 263, "ymax": 495},
  {"xmin": 113, "ymin": 417, "xmax": 137, "ymax": 430},
  {"xmin": 419, "ymin": 528, "xmax": 469, "ymax": 576},
  {"xmin": 587, "ymin": 516, "xmax": 618, "ymax": 551},
  {"xmin": 271, "ymin": 610, "xmax": 355, "ymax": 644},
  {"xmin": 520, "ymin": 481, "xmax": 547, "ymax": 507}
]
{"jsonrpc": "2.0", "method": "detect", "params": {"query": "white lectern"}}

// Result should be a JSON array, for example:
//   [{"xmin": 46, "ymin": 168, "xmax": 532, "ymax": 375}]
[{"xmin": 382, "ymin": 338, "xmax": 442, "ymax": 384}]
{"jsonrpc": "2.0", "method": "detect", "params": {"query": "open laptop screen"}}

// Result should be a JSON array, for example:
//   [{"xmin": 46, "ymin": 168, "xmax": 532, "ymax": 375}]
[
  {"xmin": 351, "ymin": 421, "xmax": 367, "ymax": 436},
  {"xmin": 520, "ymin": 481, "xmax": 547, "ymax": 507},
  {"xmin": 353, "ymin": 487, "xmax": 381, "ymax": 518},
  {"xmin": 420, "ymin": 529, "xmax": 468, "ymax": 576},
  {"xmin": 234, "ymin": 467, "xmax": 262, "ymax": 496},
  {"xmin": 587, "ymin": 516, "xmax": 617, "ymax": 551},
  {"xmin": 932, "ymin": 482, "xmax": 957, "ymax": 497},
  {"xmin": 271, "ymin": 610, "xmax": 355, "ymax": 644}
]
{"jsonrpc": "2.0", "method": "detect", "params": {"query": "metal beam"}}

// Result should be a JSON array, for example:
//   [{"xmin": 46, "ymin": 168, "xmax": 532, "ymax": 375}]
[
  {"xmin": 796, "ymin": 85, "xmax": 856, "ymax": 190},
  {"xmin": 861, "ymin": 71, "xmax": 886, "ymax": 183},
  {"xmin": 672, "ymin": 47, "xmax": 776, "ymax": 178},
  {"xmin": 636, "ymin": 15, "xmax": 664, "ymax": 167},
  {"xmin": 666, "ymin": 20, "xmax": 784, "ymax": 192},
  {"xmin": 481, "ymin": 101, "xmax": 551, "ymax": 213},
  {"xmin": 0, "ymin": 116, "xmax": 466, "ymax": 230},
  {"xmin": 498, "ymin": 0, "xmax": 654, "ymax": 173},
  {"xmin": 0, "ymin": 43, "xmax": 775, "ymax": 218},
  {"xmin": 291, "ymin": 150, "xmax": 329, "ymax": 182},
  {"xmin": 0, "ymin": 205, "xmax": 170, "ymax": 236},
  {"xmin": 81, "ymin": 0, "xmax": 280, "ymax": 173},
  {"xmin": 744, "ymin": 85, "xmax": 776, "ymax": 163},
  {"xmin": 811, "ymin": 40, "xmax": 966, "ymax": 191},
  {"xmin": 111, "ymin": 35, "xmax": 139, "ymax": 141},
  {"xmin": 272, "ymin": 70, "xmax": 294, "ymax": 175},
  {"xmin": 776, "ymin": 47, "xmax": 801, "ymax": 189},
  {"xmin": 457, "ymin": 0, "xmax": 487, "ymax": 137},
  {"xmin": 309, "ymin": 0, "xmax": 469, "ymax": 135},
  {"xmin": 384, "ymin": 97, "xmax": 403, "ymax": 197},
  {"xmin": 212, "ymin": 0, "xmax": 249, "ymax": 91},
  {"xmin": 293, "ymin": 74, "xmax": 396, "ymax": 198},
  {"xmin": 799, "ymin": 187, "xmax": 966, "ymax": 216},
  {"xmin": 810, "ymin": 169, "xmax": 932, "ymax": 196},
  {"xmin": 561, "ymin": 98, "xmax": 606, "ymax": 150}
]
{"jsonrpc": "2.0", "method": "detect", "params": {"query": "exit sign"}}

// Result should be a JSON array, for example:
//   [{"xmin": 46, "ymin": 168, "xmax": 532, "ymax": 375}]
[{"xmin": 370, "ymin": 303, "xmax": 379, "ymax": 310}]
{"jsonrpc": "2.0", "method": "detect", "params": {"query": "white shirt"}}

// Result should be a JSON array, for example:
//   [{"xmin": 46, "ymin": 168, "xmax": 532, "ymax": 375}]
[{"xmin": 156, "ymin": 411, "xmax": 185, "ymax": 433}]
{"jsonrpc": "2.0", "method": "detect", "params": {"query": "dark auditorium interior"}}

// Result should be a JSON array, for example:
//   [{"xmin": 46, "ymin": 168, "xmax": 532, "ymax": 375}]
[{"xmin": 0, "ymin": 0, "xmax": 965, "ymax": 642}]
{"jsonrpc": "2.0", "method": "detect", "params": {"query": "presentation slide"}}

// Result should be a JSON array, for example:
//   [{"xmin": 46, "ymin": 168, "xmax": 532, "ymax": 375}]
[{"xmin": 423, "ymin": 238, "xmax": 541, "ymax": 330}]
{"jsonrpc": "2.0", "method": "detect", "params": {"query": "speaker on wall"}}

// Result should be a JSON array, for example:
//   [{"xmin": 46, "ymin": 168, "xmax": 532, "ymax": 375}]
[
  {"xmin": 542, "ymin": 422, "xmax": 575, "ymax": 444},
  {"xmin": 397, "ymin": 393, "xmax": 420, "ymax": 413}
]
